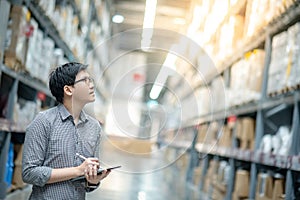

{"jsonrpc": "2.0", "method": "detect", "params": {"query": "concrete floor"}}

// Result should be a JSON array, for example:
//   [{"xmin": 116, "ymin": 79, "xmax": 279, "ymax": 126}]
[{"xmin": 5, "ymin": 137, "xmax": 207, "ymax": 200}]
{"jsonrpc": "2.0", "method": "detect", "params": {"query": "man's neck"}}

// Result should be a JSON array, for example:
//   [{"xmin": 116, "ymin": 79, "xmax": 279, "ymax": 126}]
[{"xmin": 63, "ymin": 100, "xmax": 83, "ymax": 125}]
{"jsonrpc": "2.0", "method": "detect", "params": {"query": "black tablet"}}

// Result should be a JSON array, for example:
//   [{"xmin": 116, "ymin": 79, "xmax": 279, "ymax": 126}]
[{"xmin": 71, "ymin": 166, "xmax": 121, "ymax": 182}]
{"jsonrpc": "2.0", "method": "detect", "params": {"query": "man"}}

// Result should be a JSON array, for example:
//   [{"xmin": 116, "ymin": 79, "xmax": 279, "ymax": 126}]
[{"xmin": 22, "ymin": 62, "xmax": 110, "ymax": 199}]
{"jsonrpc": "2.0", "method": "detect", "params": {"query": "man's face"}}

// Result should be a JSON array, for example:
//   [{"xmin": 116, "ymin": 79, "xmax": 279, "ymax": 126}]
[{"xmin": 72, "ymin": 70, "xmax": 95, "ymax": 105}]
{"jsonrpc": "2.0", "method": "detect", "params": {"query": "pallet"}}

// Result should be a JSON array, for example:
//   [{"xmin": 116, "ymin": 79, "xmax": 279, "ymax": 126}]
[{"xmin": 268, "ymin": 84, "xmax": 300, "ymax": 97}]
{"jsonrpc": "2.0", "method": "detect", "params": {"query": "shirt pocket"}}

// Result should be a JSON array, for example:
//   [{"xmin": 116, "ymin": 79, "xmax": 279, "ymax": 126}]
[
  {"xmin": 47, "ymin": 134, "xmax": 74, "ymax": 167},
  {"xmin": 81, "ymin": 139, "xmax": 97, "ymax": 156}
]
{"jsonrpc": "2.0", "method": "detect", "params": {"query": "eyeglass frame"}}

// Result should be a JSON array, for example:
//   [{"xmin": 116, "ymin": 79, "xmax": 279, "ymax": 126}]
[{"xmin": 73, "ymin": 77, "xmax": 94, "ymax": 85}]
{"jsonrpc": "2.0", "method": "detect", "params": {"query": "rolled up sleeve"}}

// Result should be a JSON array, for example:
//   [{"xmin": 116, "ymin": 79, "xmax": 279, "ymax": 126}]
[{"xmin": 22, "ymin": 113, "xmax": 52, "ymax": 187}]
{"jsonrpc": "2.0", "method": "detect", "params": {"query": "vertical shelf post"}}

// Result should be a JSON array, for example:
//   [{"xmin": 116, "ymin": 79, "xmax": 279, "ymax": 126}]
[
  {"xmin": 0, "ymin": 0, "xmax": 11, "ymax": 82},
  {"xmin": 249, "ymin": 110, "xmax": 263, "ymax": 199},
  {"xmin": 249, "ymin": 32, "xmax": 272, "ymax": 199},
  {"xmin": 186, "ymin": 126, "xmax": 198, "ymax": 183},
  {"xmin": 0, "ymin": 1, "xmax": 12, "ymax": 198},
  {"xmin": 285, "ymin": 92, "xmax": 299, "ymax": 199}
]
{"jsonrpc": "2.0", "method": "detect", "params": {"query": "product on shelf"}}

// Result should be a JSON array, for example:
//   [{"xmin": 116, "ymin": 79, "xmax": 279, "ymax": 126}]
[
  {"xmin": 286, "ymin": 22, "xmax": 300, "ymax": 88},
  {"xmin": 193, "ymin": 166, "xmax": 202, "ymax": 186},
  {"xmin": 203, "ymin": 160, "xmax": 219, "ymax": 193},
  {"xmin": 218, "ymin": 125, "xmax": 233, "ymax": 148},
  {"xmin": 272, "ymin": 174, "xmax": 285, "ymax": 200},
  {"xmin": 218, "ymin": 15, "xmax": 244, "ymax": 60},
  {"xmin": 268, "ymin": 31, "xmax": 288, "ymax": 95},
  {"xmin": 233, "ymin": 169, "xmax": 249, "ymax": 199},
  {"xmin": 258, "ymin": 126, "xmax": 291, "ymax": 156},
  {"xmin": 12, "ymin": 144, "xmax": 27, "ymax": 190},
  {"xmin": 256, "ymin": 172, "xmax": 273, "ymax": 200},
  {"xmin": 197, "ymin": 123, "xmax": 208, "ymax": 144},
  {"xmin": 4, "ymin": 5, "xmax": 30, "ymax": 71},
  {"xmin": 235, "ymin": 117, "xmax": 255, "ymax": 150},
  {"xmin": 229, "ymin": 50, "xmax": 265, "ymax": 107}
]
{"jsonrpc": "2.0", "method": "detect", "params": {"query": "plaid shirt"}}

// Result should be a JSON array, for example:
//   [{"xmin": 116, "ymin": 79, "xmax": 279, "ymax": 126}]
[{"xmin": 22, "ymin": 104, "xmax": 101, "ymax": 200}]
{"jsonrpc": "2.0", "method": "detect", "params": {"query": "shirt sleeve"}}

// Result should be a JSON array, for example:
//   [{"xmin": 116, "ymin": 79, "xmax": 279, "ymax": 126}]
[{"xmin": 22, "ymin": 112, "xmax": 52, "ymax": 187}]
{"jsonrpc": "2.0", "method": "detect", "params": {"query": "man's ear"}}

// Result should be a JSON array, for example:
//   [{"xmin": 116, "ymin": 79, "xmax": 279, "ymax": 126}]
[{"xmin": 64, "ymin": 85, "xmax": 73, "ymax": 96}]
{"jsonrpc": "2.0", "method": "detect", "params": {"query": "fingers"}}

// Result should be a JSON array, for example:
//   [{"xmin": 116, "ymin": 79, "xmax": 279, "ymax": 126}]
[
  {"xmin": 85, "ymin": 163, "xmax": 98, "ymax": 179},
  {"xmin": 85, "ymin": 158, "xmax": 99, "ymax": 166}
]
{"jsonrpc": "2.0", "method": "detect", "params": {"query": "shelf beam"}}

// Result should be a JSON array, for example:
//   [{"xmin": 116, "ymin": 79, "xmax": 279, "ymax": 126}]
[{"xmin": 1, "ymin": 64, "xmax": 52, "ymax": 97}]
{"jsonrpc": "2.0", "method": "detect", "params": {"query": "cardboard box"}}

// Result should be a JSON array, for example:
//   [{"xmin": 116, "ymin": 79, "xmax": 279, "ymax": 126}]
[
  {"xmin": 256, "ymin": 173, "xmax": 273, "ymax": 200},
  {"xmin": 12, "ymin": 164, "xmax": 27, "ymax": 189},
  {"xmin": 218, "ymin": 126, "xmax": 232, "ymax": 147},
  {"xmin": 108, "ymin": 136, "xmax": 154, "ymax": 154},
  {"xmin": 248, "ymin": 50, "xmax": 265, "ymax": 92},
  {"xmin": 272, "ymin": 179, "xmax": 285, "ymax": 200},
  {"xmin": 197, "ymin": 124, "xmax": 208, "ymax": 144},
  {"xmin": 193, "ymin": 166, "xmax": 202, "ymax": 186},
  {"xmin": 13, "ymin": 144, "xmax": 23, "ymax": 166},
  {"xmin": 5, "ymin": 5, "xmax": 29, "ymax": 68},
  {"xmin": 234, "ymin": 170, "xmax": 249, "ymax": 198}
]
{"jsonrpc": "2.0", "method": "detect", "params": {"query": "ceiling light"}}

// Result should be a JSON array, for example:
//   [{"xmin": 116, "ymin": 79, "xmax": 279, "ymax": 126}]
[
  {"xmin": 112, "ymin": 15, "xmax": 124, "ymax": 23},
  {"xmin": 149, "ymin": 45, "xmax": 178, "ymax": 99},
  {"xmin": 141, "ymin": 0, "xmax": 157, "ymax": 49}
]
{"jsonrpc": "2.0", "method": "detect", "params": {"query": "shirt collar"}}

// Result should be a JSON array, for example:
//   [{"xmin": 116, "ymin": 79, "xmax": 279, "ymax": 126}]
[{"xmin": 58, "ymin": 104, "xmax": 88, "ymax": 123}]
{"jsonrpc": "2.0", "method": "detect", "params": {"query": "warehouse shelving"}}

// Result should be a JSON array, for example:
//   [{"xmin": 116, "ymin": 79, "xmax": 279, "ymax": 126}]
[
  {"xmin": 23, "ymin": 0, "xmax": 77, "ymax": 61},
  {"xmin": 160, "ymin": 1, "xmax": 300, "ymax": 200},
  {"xmin": 0, "ymin": 0, "xmax": 107, "ymax": 198},
  {"xmin": 181, "ymin": 2, "xmax": 300, "ymax": 101}
]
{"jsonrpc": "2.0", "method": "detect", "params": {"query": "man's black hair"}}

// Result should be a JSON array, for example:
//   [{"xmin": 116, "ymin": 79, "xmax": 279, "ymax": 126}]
[{"xmin": 49, "ymin": 62, "xmax": 88, "ymax": 103}]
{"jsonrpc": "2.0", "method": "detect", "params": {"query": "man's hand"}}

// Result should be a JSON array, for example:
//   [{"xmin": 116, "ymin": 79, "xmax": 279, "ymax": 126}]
[
  {"xmin": 77, "ymin": 158, "xmax": 99, "ymax": 176},
  {"xmin": 85, "ymin": 167, "xmax": 111, "ymax": 184}
]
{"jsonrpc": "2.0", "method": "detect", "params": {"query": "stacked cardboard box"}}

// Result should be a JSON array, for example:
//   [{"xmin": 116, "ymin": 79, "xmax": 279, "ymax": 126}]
[
  {"xmin": 235, "ymin": 117, "xmax": 255, "ymax": 150},
  {"xmin": 12, "ymin": 144, "xmax": 27, "ymax": 190},
  {"xmin": 218, "ymin": 126, "xmax": 233, "ymax": 148},
  {"xmin": 256, "ymin": 173, "xmax": 273, "ymax": 200},
  {"xmin": 233, "ymin": 170, "xmax": 250, "ymax": 200},
  {"xmin": 4, "ymin": 5, "xmax": 29, "ymax": 71},
  {"xmin": 203, "ymin": 160, "xmax": 219, "ymax": 193}
]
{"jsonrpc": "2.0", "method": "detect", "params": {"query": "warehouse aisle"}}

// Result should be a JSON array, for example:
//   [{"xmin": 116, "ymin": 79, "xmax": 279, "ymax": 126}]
[
  {"xmin": 6, "ymin": 136, "xmax": 207, "ymax": 200},
  {"xmin": 87, "ymin": 136, "xmax": 205, "ymax": 200}
]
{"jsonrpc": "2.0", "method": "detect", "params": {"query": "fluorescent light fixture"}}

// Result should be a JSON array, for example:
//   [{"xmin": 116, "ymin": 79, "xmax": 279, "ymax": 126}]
[
  {"xmin": 149, "ymin": 47, "xmax": 178, "ymax": 99},
  {"xmin": 141, "ymin": 0, "xmax": 157, "ymax": 49},
  {"xmin": 112, "ymin": 14, "xmax": 124, "ymax": 23}
]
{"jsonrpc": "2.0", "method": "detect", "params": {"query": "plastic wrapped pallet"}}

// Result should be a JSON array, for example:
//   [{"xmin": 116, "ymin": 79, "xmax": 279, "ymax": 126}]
[
  {"xmin": 268, "ymin": 31, "xmax": 288, "ymax": 94},
  {"xmin": 286, "ymin": 22, "xmax": 300, "ymax": 88},
  {"xmin": 247, "ymin": 49, "xmax": 265, "ymax": 93},
  {"xmin": 4, "ymin": 5, "xmax": 30, "ymax": 70}
]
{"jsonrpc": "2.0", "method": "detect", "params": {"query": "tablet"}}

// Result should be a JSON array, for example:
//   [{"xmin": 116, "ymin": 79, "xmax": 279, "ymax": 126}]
[
  {"xmin": 71, "ymin": 165, "xmax": 121, "ymax": 182},
  {"xmin": 97, "ymin": 165, "xmax": 122, "ymax": 174}
]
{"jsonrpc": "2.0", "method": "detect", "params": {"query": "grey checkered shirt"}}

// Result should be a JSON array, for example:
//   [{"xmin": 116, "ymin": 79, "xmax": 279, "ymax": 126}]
[{"xmin": 22, "ymin": 104, "xmax": 102, "ymax": 200}]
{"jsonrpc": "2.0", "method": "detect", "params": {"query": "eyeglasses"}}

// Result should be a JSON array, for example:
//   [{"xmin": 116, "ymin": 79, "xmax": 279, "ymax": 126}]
[{"xmin": 73, "ymin": 77, "xmax": 94, "ymax": 85}]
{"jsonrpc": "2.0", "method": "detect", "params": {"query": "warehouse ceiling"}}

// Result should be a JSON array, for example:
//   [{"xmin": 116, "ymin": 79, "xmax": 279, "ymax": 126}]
[
  {"xmin": 108, "ymin": 0, "xmax": 193, "ymax": 103},
  {"xmin": 110, "ymin": 0, "xmax": 192, "ymax": 37}
]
